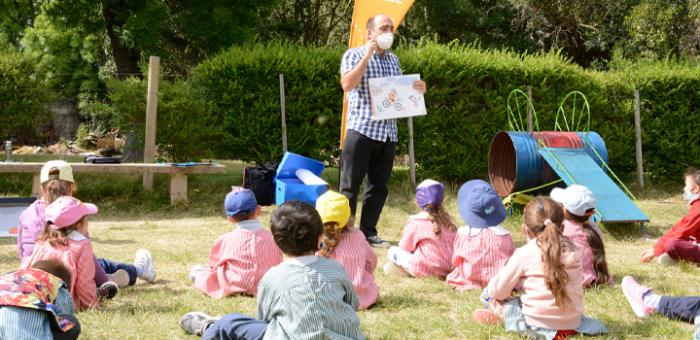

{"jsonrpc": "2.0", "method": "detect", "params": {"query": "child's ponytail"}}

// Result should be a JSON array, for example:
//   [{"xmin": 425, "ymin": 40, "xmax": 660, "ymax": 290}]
[
  {"xmin": 524, "ymin": 196, "xmax": 573, "ymax": 309},
  {"xmin": 319, "ymin": 222, "xmax": 341, "ymax": 257},
  {"xmin": 425, "ymin": 204, "xmax": 457, "ymax": 236}
]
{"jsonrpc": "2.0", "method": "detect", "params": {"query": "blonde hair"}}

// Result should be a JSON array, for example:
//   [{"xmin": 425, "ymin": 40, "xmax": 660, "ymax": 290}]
[
  {"xmin": 42, "ymin": 169, "xmax": 75, "ymax": 204},
  {"xmin": 523, "ymin": 196, "xmax": 574, "ymax": 309},
  {"xmin": 424, "ymin": 204, "xmax": 457, "ymax": 236},
  {"xmin": 318, "ymin": 216, "xmax": 354, "ymax": 258},
  {"xmin": 38, "ymin": 217, "xmax": 85, "ymax": 247}
]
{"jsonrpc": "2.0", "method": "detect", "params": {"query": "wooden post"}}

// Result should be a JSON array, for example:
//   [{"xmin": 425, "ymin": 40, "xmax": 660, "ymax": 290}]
[
  {"xmin": 408, "ymin": 117, "xmax": 416, "ymax": 188},
  {"xmin": 634, "ymin": 89, "xmax": 644, "ymax": 188},
  {"xmin": 143, "ymin": 56, "xmax": 160, "ymax": 191},
  {"xmin": 279, "ymin": 74, "xmax": 288, "ymax": 153},
  {"xmin": 527, "ymin": 85, "xmax": 533, "ymax": 133},
  {"xmin": 169, "ymin": 174, "xmax": 188, "ymax": 204}
]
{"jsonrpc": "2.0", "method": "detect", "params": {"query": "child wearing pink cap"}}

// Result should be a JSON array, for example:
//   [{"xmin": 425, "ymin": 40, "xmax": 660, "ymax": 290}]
[
  {"xmin": 446, "ymin": 180, "xmax": 514, "ymax": 291},
  {"xmin": 550, "ymin": 184, "xmax": 612, "ymax": 287},
  {"xmin": 22, "ymin": 196, "xmax": 102, "ymax": 310},
  {"xmin": 316, "ymin": 190, "xmax": 379, "ymax": 309},
  {"xmin": 189, "ymin": 187, "xmax": 283, "ymax": 298},
  {"xmin": 385, "ymin": 179, "xmax": 457, "ymax": 278}
]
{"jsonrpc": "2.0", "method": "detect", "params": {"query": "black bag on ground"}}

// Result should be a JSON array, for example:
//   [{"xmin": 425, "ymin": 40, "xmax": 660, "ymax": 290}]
[{"xmin": 243, "ymin": 162, "xmax": 278, "ymax": 206}]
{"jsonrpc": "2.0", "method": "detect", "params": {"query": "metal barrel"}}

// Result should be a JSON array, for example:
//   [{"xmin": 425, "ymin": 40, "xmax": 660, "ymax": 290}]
[{"xmin": 488, "ymin": 131, "xmax": 608, "ymax": 196}]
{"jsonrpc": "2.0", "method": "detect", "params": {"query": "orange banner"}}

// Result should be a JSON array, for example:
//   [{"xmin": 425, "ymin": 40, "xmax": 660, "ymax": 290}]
[{"xmin": 340, "ymin": 0, "xmax": 415, "ymax": 149}]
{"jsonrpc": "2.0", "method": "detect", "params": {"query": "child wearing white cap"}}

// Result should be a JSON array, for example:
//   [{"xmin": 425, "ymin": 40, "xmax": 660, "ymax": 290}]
[
  {"xmin": 385, "ymin": 179, "xmax": 457, "ymax": 278},
  {"xmin": 550, "ymin": 184, "xmax": 612, "ymax": 287},
  {"xmin": 446, "ymin": 180, "xmax": 514, "ymax": 291},
  {"xmin": 315, "ymin": 190, "xmax": 379, "ymax": 309}
]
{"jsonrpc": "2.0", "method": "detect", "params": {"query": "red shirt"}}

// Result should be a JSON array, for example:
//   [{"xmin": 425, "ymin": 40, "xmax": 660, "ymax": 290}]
[{"xmin": 654, "ymin": 199, "xmax": 700, "ymax": 256}]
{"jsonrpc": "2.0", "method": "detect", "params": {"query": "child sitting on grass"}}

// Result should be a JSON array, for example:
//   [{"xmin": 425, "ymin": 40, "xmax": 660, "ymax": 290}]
[
  {"xmin": 446, "ymin": 180, "xmax": 514, "ymax": 291},
  {"xmin": 189, "ymin": 187, "xmax": 283, "ymax": 298},
  {"xmin": 385, "ymin": 179, "xmax": 457, "ymax": 278},
  {"xmin": 641, "ymin": 168, "xmax": 700, "ymax": 266},
  {"xmin": 316, "ymin": 190, "xmax": 379, "ymax": 309},
  {"xmin": 23, "ymin": 196, "xmax": 153, "ymax": 310},
  {"xmin": 18, "ymin": 160, "xmax": 155, "ymax": 295},
  {"xmin": 550, "ymin": 184, "xmax": 612, "ymax": 287},
  {"xmin": 474, "ymin": 196, "xmax": 607, "ymax": 339},
  {"xmin": 180, "ymin": 200, "xmax": 365, "ymax": 339},
  {"xmin": 621, "ymin": 275, "xmax": 700, "ymax": 338},
  {"xmin": 0, "ymin": 259, "xmax": 80, "ymax": 340}
]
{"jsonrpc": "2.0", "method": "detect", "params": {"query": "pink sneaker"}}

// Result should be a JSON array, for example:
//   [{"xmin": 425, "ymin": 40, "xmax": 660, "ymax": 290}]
[
  {"xmin": 621, "ymin": 276, "xmax": 655, "ymax": 318},
  {"xmin": 473, "ymin": 309, "xmax": 500, "ymax": 324}
]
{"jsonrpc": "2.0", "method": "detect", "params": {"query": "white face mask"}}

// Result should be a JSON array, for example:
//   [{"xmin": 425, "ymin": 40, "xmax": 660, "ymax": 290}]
[
  {"xmin": 376, "ymin": 33, "xmax": 394, "ymax": 50},
  {"xmin": 683, "ymin": 189, "xmax": 699, "ymax": 204}
]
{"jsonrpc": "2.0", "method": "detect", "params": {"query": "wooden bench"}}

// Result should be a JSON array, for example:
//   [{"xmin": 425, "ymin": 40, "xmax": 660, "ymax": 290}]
[{"xmin": 0, "ymin": 162, "xmax": 227, "ymax": 204}]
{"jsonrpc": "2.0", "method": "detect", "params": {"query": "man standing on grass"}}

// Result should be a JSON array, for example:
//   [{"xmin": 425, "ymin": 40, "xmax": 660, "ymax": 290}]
[{"xmin": 339, "ymin": 13, "xmax": 427, "ymax": 247}]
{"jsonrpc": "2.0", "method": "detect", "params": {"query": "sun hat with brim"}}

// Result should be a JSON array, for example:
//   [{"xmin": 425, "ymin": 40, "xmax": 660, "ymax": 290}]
[
  {"xmin": 550, "ymin": 184, "xmax": 596, "ymax": 216},
  {"xmin": 224, "ymin": 188, "xmax": 258, "ymax": 217},
  {"xmin": 415, "ymin": 179, "xmax": 445, "ymax": 209},
  {"xmin": 457, "ymin": 179, "xmax": 506, "ymax": 228},
  {"xmin": 40, "ymin": 160, "xmax": 74, "ymax": 184},
  {"xmin": 316, "ymin": 190, "xmax": 351, "ymax": 229},
  {"xmin": 45, "ymin": 196, "xmax": 98, "ymax": 229}
]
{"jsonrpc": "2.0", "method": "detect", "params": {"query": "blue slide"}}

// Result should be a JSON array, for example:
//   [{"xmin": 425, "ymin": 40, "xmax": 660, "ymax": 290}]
[{"xmin": 539, "ymin": 147, "xmax": 648, "ymax": 223}]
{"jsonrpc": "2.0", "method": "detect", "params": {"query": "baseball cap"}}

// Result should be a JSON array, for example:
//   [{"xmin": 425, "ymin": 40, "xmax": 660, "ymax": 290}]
[
  {"xmin": 45, "ymin": 196, "xmax": 98, "ymax": 229},
  {"xmin": 316, "ymin": 190, "xmax": 351, "ymax": 229},
  {"xmin": 416, "ymin": 179, "xmax": 445, "ymax": 209},
  {"xmin": 40, "ymin": 160, "xmax": 74, "ymax": 184},
  {"xmin": 224, "ymin": 187, "xmax": 257, "ymax": 217},
  {"xmin": 457, "ymin": 179, "xmax": 506, "ymax": 228},
  {"xmin": 550, "ymin": 184, "xmax": 596, "ymax": 216}
]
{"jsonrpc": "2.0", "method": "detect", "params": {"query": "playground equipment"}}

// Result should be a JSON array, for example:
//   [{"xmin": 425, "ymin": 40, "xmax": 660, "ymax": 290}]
[{"xmin": 488, "ymin": 90, "xmax": 648, "ymax": 223}]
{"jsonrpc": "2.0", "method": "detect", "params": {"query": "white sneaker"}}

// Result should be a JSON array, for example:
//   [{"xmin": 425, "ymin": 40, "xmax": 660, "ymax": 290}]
[
  {"xmin": 383, "ymin": 262, "xmax": 410, "ymax": 277},
  {"xmin": 180, "ymin": 311, "xmax": 220, "ymax": 336},
  {"xmin": 189, "ymin": 265, "xmax": 207, "ymax": 283},
  {"xmin": 657, "ymin": 253, "xmax": 678, "ymax": 266},
  {"xmin": 134, "ymin": 249, "xmax": 156, "ymax": 282},
  {"xmin": 107, "ymin": 269, "xmax": 131, "ymax": 288}
]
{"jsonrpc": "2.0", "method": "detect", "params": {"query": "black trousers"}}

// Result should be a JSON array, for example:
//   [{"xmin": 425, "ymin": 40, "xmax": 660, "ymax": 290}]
[
  {"xmin": 340, "ymin": 129, "xmax": 396, "ymax": 238},
  {"xmin": 658, "ymin": 296, "xmax": 700, "ymax": 323}
]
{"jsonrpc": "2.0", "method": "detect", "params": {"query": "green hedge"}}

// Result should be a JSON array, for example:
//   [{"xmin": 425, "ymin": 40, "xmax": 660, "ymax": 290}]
[
  {"xmin": 0, "ymin": 51, "xmax": 54, "ymax": 144},
  {"xmin": 112, "ymin": 42, "xmax": 700, "ymax": 183}
]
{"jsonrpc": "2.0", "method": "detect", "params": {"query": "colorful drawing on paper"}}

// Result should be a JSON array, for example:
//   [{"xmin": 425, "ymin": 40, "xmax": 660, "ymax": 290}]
[{"xmin": 369, "ymin": 74, "xmax": 427, "ymax": 120}]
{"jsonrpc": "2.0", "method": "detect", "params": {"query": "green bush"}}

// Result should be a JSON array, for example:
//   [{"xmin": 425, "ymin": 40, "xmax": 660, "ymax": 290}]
[
  {"xmin": 188, "ymin": 41, "xmax": 700, "ymax": 183},
  {"xmin": 109, "ymin": 78, "xmax": 225, "ymax": 162},
  {"xmin": 0, "ymin": 51, "xmax": 55, "ymax": 144}
]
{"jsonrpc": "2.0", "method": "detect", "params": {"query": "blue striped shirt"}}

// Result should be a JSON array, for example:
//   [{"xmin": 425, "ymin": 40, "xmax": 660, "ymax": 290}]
[
  {"xmin": 0, "ymin": 286, "xmax": 75, "ymax": 339},
  {"xmin": 257, "ymin": 256, "xmax": 365, "ymax": 340},
  {"xmin": 341, "ymin": 46, "xmax": 403, "ymax": 142}
]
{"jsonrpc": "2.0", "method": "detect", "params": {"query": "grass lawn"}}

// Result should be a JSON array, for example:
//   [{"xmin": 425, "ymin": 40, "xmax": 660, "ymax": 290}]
[{"xmin": 1, "ymin": 157, "xmax": 699, "ymax": 339}]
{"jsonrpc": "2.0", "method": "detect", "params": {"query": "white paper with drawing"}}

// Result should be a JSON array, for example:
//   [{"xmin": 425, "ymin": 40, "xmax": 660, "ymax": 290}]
[{"xmin": 369, "ymin": 74, "xmax": 426, "ymax": 120}]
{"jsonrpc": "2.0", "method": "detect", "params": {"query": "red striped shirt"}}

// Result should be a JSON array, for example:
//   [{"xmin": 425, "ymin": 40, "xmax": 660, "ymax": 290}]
[
  {"xmin": 193, "ymin": 228, "xmax": 283, "ymax": 298},
  {"xmin": 399, "ymin": 214, "xmax": 457, "ymax": 278},
  {"xmin": 325, "ymin": 228, "xmax": 379, "ymax": 309},
  {"xmin": 446, "ymin": 227, "xmax": 514, "ymax": 291}
]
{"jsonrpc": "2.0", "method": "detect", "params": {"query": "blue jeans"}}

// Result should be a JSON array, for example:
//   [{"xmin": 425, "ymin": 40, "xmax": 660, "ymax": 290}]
[
  {"xmin": 658, "ymin": 296, "xmax": 700, "ymax": 323},
  {"xmin": 97, "ymin": 258, "xmax": 138, "ymax": 286},
  {"xmin": 203, "ymin": 313, "xmax": 267, "ymax": 340}
]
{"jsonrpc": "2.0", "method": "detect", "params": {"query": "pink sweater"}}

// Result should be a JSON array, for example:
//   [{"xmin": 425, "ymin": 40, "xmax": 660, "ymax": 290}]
[
  {"xmin": 193, "ymin": 223, "xmax": 283, "ymax": 298},
  {"xmin": 22, "ymin": 232, "xmax": 98, "ymax": 310},
  {"xmin": 17, "ymin": 199, "xmax": 46, "ymax": 261},
  {"xmin": 399, "ymin": 213, "xmax": 457, "ymax": 278},
  {"xmin": 324, "ymin": 227, "xmax": 379, "ymax": 309},
  {"xmin": 446, "ymin": 226, "xmax": 514, "ymax": 291},
  {"xmin": 561, "ymin": 219, "xmax": 605, "ymax": 287},
  {"xmin": 487, "ymin": 238, "xmax": 583, "ymax": 330}
]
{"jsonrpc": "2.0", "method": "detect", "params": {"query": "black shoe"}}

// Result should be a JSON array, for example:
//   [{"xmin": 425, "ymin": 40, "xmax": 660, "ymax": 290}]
[
  {"xmin": 97, "ymin": 281, "xmax": 119, "ymax": 300},
  {"xmin": 367, "ymin": 235, "xmax": 391, "ymax": 248}
]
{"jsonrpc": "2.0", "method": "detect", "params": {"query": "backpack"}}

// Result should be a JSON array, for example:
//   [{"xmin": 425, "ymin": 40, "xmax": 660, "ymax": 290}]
[{"xmin": 243, "ymin": 162, "xmax": 278, "ymax": 206}]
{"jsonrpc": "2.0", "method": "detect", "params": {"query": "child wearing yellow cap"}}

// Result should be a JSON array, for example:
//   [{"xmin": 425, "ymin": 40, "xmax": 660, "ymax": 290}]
[{"xmin": 316, "ymin": 190, "xmax": 379, "ymax": 309}]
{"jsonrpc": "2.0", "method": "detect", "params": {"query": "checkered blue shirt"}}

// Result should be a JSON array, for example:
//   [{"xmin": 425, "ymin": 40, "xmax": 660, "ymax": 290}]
[{"xmin": 341, "ymin": 46, "xmax": 403, "ymax": 142}]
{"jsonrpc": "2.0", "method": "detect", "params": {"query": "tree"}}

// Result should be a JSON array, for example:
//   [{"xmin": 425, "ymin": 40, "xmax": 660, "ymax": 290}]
[
  {"xmin": 0, "ymin": 0, "xmax": 41, "ymax": 47},
  {"xmin": 258, "ymin": 0, "xmax": 353, "ymax": 46}
]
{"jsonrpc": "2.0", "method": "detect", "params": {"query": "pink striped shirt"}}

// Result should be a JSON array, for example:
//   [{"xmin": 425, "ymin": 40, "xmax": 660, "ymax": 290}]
[
  {"xmin": 561, "ymin": 219, "xmax": 605, "ymax": 287},
  {"xmin": 399, "ymin": 213, "xmax": 457, "ymax": 278},
  {"xmin": 193, "ymin": 221, "xmax": 283, "ymax": 298},
  {"xmin": 322, "ymin": 227, "xmax": 379, "ymax": 309},
  {"xmin": 22, "ymin": 231, "xmax": 98, "ymax": 310},
  {"xmin": 447, "ymin": 226, "xmax": 515, "ymax": 291}
]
